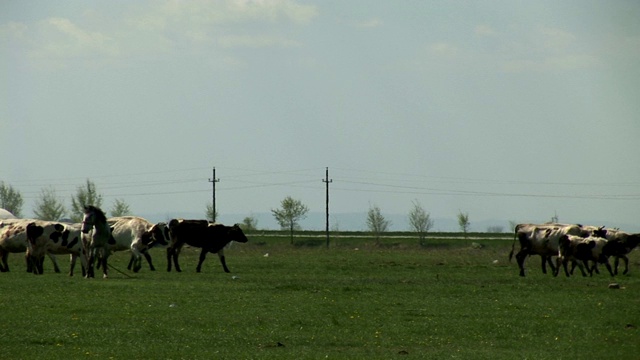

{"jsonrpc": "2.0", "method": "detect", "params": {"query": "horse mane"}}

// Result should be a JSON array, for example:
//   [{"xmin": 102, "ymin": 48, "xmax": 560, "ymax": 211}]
[{"xmin": 84, "ymin": 205, "xmax": 107, "ymax": 223}]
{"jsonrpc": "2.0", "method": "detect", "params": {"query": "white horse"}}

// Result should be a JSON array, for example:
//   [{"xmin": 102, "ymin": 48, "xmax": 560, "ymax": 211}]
[
  {"xmin": 107, "ymin": 216, "xmax": 171, "ymax": 272},
  {"xmin": 81, "ymin": 205, "xmax": 111, "ymax": 278}
]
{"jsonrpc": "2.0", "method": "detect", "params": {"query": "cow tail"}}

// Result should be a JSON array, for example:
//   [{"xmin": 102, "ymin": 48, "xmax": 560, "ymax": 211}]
[{"xmin": 508, "ymin": 230, "xmax": 517, "ymax": 262}]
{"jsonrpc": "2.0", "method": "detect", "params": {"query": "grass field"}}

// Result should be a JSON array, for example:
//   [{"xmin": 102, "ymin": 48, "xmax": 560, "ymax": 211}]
[{"xmin": 1, "ymin": 233, "xmax": 639, "ymax": 359}]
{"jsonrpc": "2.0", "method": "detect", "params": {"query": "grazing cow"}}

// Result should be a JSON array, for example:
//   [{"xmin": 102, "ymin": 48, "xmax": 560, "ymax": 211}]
[
  {"xmin": 556, "ymin": 234, "xmax": 613, "ymax": 277},
  {"xmin": 0, "ymin": 219, "xmax": 61, "ymax": 273},
  {"xmin": 599, "ymin": 229, "xmax": 640, "ymax": 275},
  {"xmin": 166, "ymin": 219, "xmax": 248, "ymax": 273},
  {"xmin": 509, "ymin": 223, "xmax": 587, "ymax": 277},
  {"xmin": 107, "ymin": 217, "xmax": 171, "ymax": 272},
  {"xmin": 26, "ymin": 221, "xmax": 88, "ymax": 276},
  {"xmin": 81, "ymin": 205, "xmax": 113, "ymax": 278}
]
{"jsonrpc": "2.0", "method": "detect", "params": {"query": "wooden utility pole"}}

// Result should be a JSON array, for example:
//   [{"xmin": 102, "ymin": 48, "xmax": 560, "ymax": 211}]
[
  {"xmin": 208, "ymin": 167, "xmax": 219, "ymax": 222},
  {"xmin": 322, "ymin": 167, "xmax": 332, "ymax": 248}
]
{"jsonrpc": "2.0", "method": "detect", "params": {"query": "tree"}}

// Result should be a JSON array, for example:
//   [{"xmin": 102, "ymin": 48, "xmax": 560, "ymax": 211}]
[
  {"xmin": 408, "ymin": 200, "xmax": 433, "ymax": 245},
  {"xmin": 110, "ymin": 198, "xmax": 132, "ymax": 217},
  {"xmin": 70, "ymin": 179, "xmax": 103, "ymax": 222},
  {"xmin": 367, "ymin": 204, "xmax": 391, "ymax": 245},
  {"xmin": 33, "ymin": 186, "xmax": 66, "ymax": 220},
  {"xmin": 241, "ymin": 215, "xmax": 258, "ymax": 231},
  {"xmin": 0, "ymin": 182, "xmax": 23, "ymax": 218},
  {"xmin": 550, "ymin": 211, "xmax": 559, "ymax": 223},
  {"xmin": 457, "ymin": 211, "xmax": 470, "ymax": 238},
  {"xmin": 206, "ymin": 203, "xmax": 217, "ymax": 222},
  {"xmin": 272, "ymin": 196, "xmax": 309, "ymax": 244}
]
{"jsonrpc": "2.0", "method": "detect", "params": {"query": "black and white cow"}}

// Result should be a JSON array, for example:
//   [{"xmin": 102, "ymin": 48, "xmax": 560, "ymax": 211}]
[
  {"xmin": 166, "ymin": 219, "xmax": 248, "ymax": 273},
  {"xmin": 599, "ymin": 229, "xmax": 640, "ymax": 275},
  {"xmin": 556, "ymin": 234, "xmax": 613, "ymax": 277},
  {"xmin": 508, "ymin": 223, "xmax": 605, "ymax": 277},
  {"xmin": 0, "ymin": 219, "xmax": 61, "ymax": 273},
  {"xmin": 26, "ymin": 221, "xmax": 87, "ymax": 276}
]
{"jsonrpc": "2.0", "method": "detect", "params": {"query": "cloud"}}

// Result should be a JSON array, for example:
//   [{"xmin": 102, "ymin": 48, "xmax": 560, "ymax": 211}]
[
  {"xmin": 474, "ymin": 24, "xmax": 495, "ymax": 37},
  {"xmin": 430, "ymin": 42, "xmax": 459, "ymax": 57},
  {"xmin": 217, "ymin": 34, "xmax": 300, "ymax": 48},
  {"xmin": 503, "ymin": 54, "xmax": 599, "ymax": 73},
  {"xmin": 353, "ymin": 18, "xmax": 383, "ymax": 29},
  {"xmin": 3, "ymin": 0, "xmax": 317, "ymax": 69},
  {"xmin": 538, "ymin": 26, "xmax": 576, "ymax": 51}
]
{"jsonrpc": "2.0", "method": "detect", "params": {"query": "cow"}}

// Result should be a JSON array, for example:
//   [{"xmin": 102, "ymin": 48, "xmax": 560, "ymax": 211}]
[
  {"xmin": 26, "ymin": 221, "xmax": 88, "ymax": 276},
  {"xmin": 556, "ymin": 234, "xmax": 613, "ymax": 277},
  {"xmin": 598, "ymin": 229, "xmax": 640, "ymax": 275},
  {"xmin": 166, "ymin": 219, "xmax": 248, "ymax": 273},
  {"xmin": 0, "ymin": 219, "xmax": 61, "ymax": 273},
  {"xmin": 508, "ymin": 223, "xmax": 603, "ymax": 277},
  {"xmin": 106, "ymin": 217, "xmax": 172, "ymax": 272}
]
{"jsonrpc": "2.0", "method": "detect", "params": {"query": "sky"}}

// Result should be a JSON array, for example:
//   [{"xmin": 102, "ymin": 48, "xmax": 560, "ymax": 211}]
[{"xmin": 1, "ymin": 0, "xmax": 639, "ymax": 231}]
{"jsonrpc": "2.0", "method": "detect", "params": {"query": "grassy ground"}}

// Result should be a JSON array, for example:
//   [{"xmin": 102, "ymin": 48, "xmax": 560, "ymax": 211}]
[{"xmin": 1, "ymin": 234, "xmax": 638, "ymax": 359}]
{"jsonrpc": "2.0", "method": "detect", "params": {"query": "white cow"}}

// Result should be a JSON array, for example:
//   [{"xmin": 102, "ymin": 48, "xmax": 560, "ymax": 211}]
[{"xmin": 107, "ymin": 216, "xmax": 171, "ymax": 272}]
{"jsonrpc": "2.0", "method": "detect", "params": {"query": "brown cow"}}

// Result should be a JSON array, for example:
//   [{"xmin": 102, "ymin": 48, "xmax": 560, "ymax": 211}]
[{"xmin": 166, "ymin": 219, "xmax": 248, "ymax": 273}]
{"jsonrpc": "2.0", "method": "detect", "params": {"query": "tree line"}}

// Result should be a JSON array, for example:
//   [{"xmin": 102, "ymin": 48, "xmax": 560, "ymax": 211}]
[
  {"xmin": 1, "ymin": 180, "xmax": 473, "ymax": 242},
  {"xmin": 0, "ymin": 180, "xmax": 130, "ymax": 222}
]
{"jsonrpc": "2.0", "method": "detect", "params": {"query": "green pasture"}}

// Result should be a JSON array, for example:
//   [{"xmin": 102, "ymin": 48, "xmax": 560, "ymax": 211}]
[{"xmin": 1, "ymin": 233, "xmax": 638, "ymax": 359}]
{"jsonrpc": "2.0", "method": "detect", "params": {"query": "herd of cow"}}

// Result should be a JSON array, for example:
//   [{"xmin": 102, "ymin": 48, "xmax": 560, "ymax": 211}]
[
  {"xmin": 1, "ymin": 206, "xmax": 639, "ymax": 279},
  {"xmin": 0, "ymin": 205, "xmax": 248, "ymax": 278},
  {"xmin": 509, "ymin": 223, "xmax": 640, "ymax": 277}
]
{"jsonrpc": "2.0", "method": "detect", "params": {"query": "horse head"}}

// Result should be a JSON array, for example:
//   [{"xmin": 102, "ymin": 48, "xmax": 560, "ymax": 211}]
[{"xmin": 81, "ymin": 205, "xmax": 108, "ymax": 234}]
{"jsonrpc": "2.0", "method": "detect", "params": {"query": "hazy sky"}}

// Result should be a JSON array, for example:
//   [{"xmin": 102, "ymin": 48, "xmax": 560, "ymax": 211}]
[{"xmin": 1, "ymin": 1, "xmax": 639, "ymax": 230}]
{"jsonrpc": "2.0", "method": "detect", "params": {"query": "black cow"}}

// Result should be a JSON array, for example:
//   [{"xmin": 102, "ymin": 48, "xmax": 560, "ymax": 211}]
[{"xmin": 166, "ymin": 219, "xmax": 248, "ymax": 273}]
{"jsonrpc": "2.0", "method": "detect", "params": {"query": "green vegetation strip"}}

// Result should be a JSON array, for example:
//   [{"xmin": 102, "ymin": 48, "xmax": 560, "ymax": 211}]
[{"xmin": 1, "ymin": 235, "xmax": 638, "ymax": 359}]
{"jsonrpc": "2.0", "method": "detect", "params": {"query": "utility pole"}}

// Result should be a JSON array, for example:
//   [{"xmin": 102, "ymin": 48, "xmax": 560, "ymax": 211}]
[
  {"xmin": 208, "ymin": 167, "xmax": 219, "ymax": 222},
  {"xmin": 322, "ymin": 167, "xmax": 332, "ymax": 248}
]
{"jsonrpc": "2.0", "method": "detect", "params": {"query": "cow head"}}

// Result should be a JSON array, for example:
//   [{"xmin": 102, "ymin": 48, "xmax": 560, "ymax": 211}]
[
  {"xmin": 144, "ymin": 222, "xmax": 172, "ymax": 248},
  {"xmin": 592, "ymin": 226, "xmax": 607, "ymax": 238},
  {"xmin": 228, "ymin": 224, "xmax": 248, "ymax": 243}
]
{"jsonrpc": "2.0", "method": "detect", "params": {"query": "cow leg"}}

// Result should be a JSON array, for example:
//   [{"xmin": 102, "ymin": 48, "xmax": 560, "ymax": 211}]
[
  {"xmin": 553, "ymin": 257, "xmax": 562, "ymax": 277},
  {"xmin": 69, "ymin": 254, "xmax": 77, "ymax": 277},
  {"xmin": 561, "ymin": 259, "xmax": 572, "ymax": 277},
  {"xmin": 620, "ymin": 256, "xmax": 629, "ymax": 275},
  {"xmin": 196, "ymin": 248, "xmax": 208, "ymax": 273},
  {"xmin": 599, "ymin": 256, "xmax": 614, "ymax": 277},
  {"xmin": 166, "ymin": 247, "xmax": 173, "ymax": 272},
  {"xmin": 217, "ymin": 249, "xmax": 230, "ymax": 273},
  {"xmin": 129, "ymin": 248, "xmax": 143, "ymax": 273},
  {"xmin": 574, "ymin": 261, "xmax": 587, "ymax": 277},
  {"xmin": 540, "ymin": 255, "xmax": 548, "ymax": 274},
  {"xmin": 48, "ymin": 253, "xmax": 61, "ymax": 273},
  {"xmin": 1, "ymin": 251, "xmax": 10, "ymax": 272},
  {"xmin": 547, "ymin": 256, "xmax": 556, "ymax": 274},
  {"xmin": 35, "ymin": 256, "xmax": 45, "ymax": 275},
  {"xmin": 515, "ymin": 250, "xmax": 528, "ymax": 277},
  {"xmin": 127, "ymin": 254, "xmax": 135, "ymax": 270},
  {"xmin": 142, "ymin": 251, "xmax": 155, "ymax": 271},
  {"xmin": 172, "ymin": 245, "xmax": 183, "ymax": 272}
]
